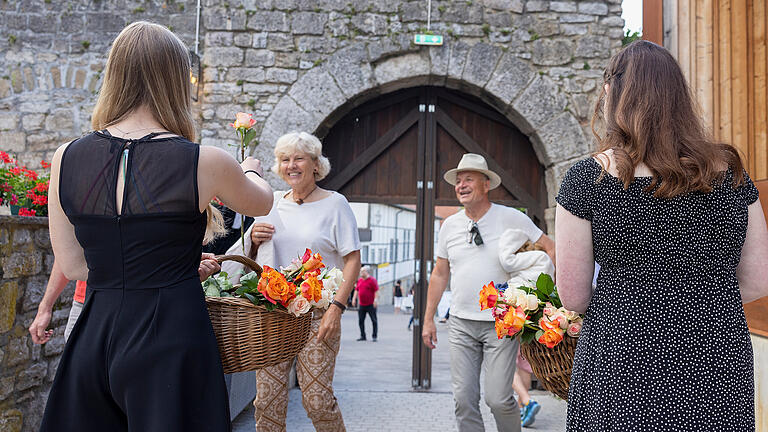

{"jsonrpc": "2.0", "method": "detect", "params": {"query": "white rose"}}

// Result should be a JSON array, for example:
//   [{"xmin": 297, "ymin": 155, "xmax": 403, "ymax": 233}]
[
  {"xmin": 327, "ymin": 268, "xmax": 344, "ymax": 287},
  {"xmin": 315, "ymin": 289, "xmax": 333, "ymax": 309},
  {"xmin": 322, "ymin": 277, "xmax": 338, "ymax": 293},
  {"xmin": 525, "ymin": 294, "xmax": 539, "ymax": 312},
  {"xmin": 287, "ymin": 296, "xmax": 311, "ymax": 317}
]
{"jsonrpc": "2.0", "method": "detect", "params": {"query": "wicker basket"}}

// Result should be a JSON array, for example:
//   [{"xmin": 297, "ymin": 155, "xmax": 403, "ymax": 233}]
[
  {"xmin": 520, "ymin": 336, "xmax": 578, "ymax": 400},
  {"xmin": 205, "ymin": 255, "xmax": 312, "ymax": 374}
]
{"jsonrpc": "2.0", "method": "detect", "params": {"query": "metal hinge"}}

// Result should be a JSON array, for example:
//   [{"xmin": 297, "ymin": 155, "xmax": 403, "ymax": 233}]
[
  {"xmin": 417, "ymin": 180, "xmax": 424, "ymax": 189},
  {"xmin": 427, "ymin": 181, "xmax": 434, "ymax": 189},
  {"xmin": 419, "ymin": 104, "xmax": 426, "ymax": 112},
  {"xmin": 428, "ymin": 104, "xmax": 435, "ymax": 112}
]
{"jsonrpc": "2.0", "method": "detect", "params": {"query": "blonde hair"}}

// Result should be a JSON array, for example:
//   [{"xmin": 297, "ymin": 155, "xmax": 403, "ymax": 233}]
[
  {"xmin": 271, "ymin": 132, "xmax": 331, "ymax": 181},
  {"xmin": 93, "ymin": 21, "xmax": 224, "ymax": 242},
  {"xmin": 516, "ymin": 241, "xmax": 545, "ymax": 253}
]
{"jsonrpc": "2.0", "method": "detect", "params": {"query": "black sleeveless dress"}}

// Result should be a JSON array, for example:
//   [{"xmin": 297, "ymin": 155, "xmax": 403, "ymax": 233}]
[
  {"xmin": 40, "ymin": 131, "xmax": 230, "ymax": 431},
  {"xmin": 558, "ymin": 158, "xmax": 756, "ymax": 432}
]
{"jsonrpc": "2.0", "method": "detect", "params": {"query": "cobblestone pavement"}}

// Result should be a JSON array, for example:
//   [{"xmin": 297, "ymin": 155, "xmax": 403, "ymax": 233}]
[{"xmin": 233, "ymin": 306, "xmax": 567, "ymax": 431}]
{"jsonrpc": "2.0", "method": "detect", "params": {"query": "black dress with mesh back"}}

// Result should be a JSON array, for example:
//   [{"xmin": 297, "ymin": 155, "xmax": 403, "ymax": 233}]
[
  {"xmin": 557, "ymin": 158, "xmax": 757, "ymax": 432},
  {"xmin": 40, "ymin": 131, "xmax": 231, "ymax": 431}
]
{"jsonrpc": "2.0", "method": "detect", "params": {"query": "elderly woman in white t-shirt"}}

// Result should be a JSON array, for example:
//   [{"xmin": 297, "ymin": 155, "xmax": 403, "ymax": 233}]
[{"xmin": 249, "ymin": 132, "xmax": 361, "ymax": 431}]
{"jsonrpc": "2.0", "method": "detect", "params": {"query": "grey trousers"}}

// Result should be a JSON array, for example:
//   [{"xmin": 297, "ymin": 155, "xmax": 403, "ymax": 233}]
[
  {"xmin": 63, "ymin": 300, "xmax": 83, "ymax": 342},
  {"xmin": 449, "ymin": 316, "xmax": 521, "ymax": 432}
]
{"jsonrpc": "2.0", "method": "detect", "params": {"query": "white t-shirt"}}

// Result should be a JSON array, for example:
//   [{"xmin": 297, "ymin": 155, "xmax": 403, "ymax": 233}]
[
  {"xmin": 256, "ymin": 191, "xmax": 361, "ymax": 270},
  {"xmin": 436, "ymin": 204, "xmax": 543, "ymax": 321}
]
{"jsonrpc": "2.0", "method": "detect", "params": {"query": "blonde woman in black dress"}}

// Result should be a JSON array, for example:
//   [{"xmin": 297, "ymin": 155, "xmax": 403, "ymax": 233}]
[
  {"xmin": 41, "ymin": 21, "xmax": 274, "ymax": 431},
  {"xmin": 556, "ymin": 40, "xmax": 768, "ymax": 431}
]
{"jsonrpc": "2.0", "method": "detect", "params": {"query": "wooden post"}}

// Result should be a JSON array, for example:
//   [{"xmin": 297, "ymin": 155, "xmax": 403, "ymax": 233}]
[{"xmin": 643, "ymin": 0, "xmax": 665, "ymax": 45}]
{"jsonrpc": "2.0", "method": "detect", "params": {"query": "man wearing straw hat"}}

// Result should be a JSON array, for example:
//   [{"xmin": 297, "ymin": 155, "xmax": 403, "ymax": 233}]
[{"xmin": 422, "ymin": 153, "xmax": 554, "ymax": 432}]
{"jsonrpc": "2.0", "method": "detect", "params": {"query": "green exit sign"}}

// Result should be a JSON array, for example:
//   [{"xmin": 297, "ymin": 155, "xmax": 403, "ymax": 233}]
[{"xmin": 414, "ymin": 34, "xmax": 443, "ymax": 46}]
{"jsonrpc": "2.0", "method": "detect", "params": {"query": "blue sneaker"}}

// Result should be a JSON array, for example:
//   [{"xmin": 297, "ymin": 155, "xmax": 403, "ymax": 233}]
[
  {"xmin": 520, "ymin": 403, "xmax": 527, "ymax": 421},
  {"xmin": 521, "ymin": 400, "xmax": 540, "ymax": 427}
]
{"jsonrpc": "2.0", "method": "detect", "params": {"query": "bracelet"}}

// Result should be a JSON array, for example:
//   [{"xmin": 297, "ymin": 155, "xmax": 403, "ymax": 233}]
[
  {"xmin": 331, "ymin": 300, "xmax": 347, "ymax": 313},
  {"xmin": 244, "ymin": 169, "xmax": 262, "ymax": 178}
]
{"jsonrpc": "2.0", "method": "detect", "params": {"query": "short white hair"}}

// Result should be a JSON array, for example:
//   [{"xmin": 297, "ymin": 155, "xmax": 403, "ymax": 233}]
[{"xmin": 271, "ymin": 132, "xmax": 331, "ymax": 181}]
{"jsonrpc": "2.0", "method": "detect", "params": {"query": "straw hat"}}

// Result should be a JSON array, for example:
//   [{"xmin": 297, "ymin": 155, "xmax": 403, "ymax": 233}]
[{"xmin": 443, "ymin": 153, "xmax": 502, "ymax": 190}]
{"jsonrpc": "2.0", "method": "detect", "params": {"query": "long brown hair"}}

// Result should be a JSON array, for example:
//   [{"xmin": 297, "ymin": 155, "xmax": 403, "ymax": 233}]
[
  {"xmin": 591, "ymin": 40, "xmax": 745, "ymax": 198},
  {"xmin": 93, "ymin": 21, "xmax": 224, "ymax": 243}
]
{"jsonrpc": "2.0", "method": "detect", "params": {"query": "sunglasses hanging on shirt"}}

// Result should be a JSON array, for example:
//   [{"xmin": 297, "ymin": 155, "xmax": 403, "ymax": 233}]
[{"xmin": 467, "ymin": 221, "xmax": 484, "ymax": 246}]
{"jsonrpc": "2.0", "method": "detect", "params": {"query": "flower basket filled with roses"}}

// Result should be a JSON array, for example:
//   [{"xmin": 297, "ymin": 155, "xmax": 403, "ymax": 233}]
[
  {"xmin": 479, "ymin": 273, "xmax": 583, "ymax": 400},
  {"xmin": 203, "ymin": 249, "xmax": 344, "ymax": 373}
]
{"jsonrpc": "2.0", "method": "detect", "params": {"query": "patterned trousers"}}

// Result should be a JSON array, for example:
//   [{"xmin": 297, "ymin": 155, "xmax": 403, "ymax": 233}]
[{"xmin": 253, "ymin": 318, "xmax": 345, "ymax": 432}]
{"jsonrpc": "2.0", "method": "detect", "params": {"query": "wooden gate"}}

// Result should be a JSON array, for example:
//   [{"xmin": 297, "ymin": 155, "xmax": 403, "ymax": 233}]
[{"xmin": 319, "ymin": 87, "xmax": 546, "ymax": 389}]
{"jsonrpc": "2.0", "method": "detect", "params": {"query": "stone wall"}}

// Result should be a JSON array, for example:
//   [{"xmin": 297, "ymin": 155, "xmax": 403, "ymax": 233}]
[
  {"xmin": 0, "ymin": 215, "xmax": 71, "ymax": 432},
  {"xmin": 1, "ymin": 0, "xmax": 625, "ymax": 205}
]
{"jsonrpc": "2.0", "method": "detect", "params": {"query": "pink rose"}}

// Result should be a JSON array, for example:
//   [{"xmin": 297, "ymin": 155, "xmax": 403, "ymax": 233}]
[
  {"xmin": 551, "ymin": 312, "xmax": 569, "ymax": 330},
  {"xmin": 542, "ymin": 302, "xmax": 556, "ymax": 316},
  {"xmin": 287, "ymin": 296, "xmax": 311, "ymax": 317},
  {"xmin": 567, "ymin": 320, "xmax": 583, "ymax": 337}
]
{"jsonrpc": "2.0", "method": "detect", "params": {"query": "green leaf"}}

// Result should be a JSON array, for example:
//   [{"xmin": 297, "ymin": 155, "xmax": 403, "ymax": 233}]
[
  {"xmin": 520, "ymin": 330, "xmax": 536, "ymax": 344},
  {"xmin": 536, "ymin": 273, "xmax": 555, "ymax": 296},
  {"xmin": 243, "ymin": 128, "xmax": 258, "ymax": 147},
  {"xmin": 243, "ymin": 292, "xmax": 258, "ymax": 305},
  {"xmin": 535, "ymin": 330, "xmax": 544, "ymax": 341}
]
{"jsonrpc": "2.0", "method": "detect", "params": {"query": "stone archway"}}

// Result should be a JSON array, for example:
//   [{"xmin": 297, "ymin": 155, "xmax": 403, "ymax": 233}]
[{"xmin": 256, "ymin": 40, "xmax": 592, "ymax": 224}]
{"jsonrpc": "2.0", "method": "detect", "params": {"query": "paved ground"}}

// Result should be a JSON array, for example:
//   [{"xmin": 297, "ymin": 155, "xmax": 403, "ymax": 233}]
[{"xmin": 233, "ymin": 306, "xmax": 567, "ymax": 431}]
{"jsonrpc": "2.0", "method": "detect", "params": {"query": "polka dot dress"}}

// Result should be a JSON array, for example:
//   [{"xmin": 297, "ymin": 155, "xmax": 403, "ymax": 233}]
[{"xmin": 557, "ymin": 158, "xmax": 757, "ymax": 432}]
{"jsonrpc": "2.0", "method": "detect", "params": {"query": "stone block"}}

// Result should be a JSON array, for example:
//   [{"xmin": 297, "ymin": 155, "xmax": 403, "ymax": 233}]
[
  {"xmin": 247, "ymin": 11, "xmax": 290, "ymax": 32},
  {"xmin": 600, "ymin": 16, "xmax": 625, "ymax": 27},
  {"xmin": 202, "ymin": 47, "xmax": 244, "ymax": 67},
  {"xmin": 244, "ymin": 48, "xmax": 276, "ymax": 68},
  {"xmin": 23, "ymin": 67, "xmax": 35, "ymax": 91},
  {"xmin": 48, "ymin": 109, "xmax": 74, "ymax": 131},
  {"xmin": 511, "ymin": 76, "xmax": 567, "ymax": 132},
  {"xmin": 441, "ymin": 3, "xmax": 484, "ymax": 24},
  {"xmin": 0, "ymin": 132, "xmax": 25, "ymax": 152},
  {"xmin": 447, "ymin": 41, "xmax": 471, "ymax": 80},
  {"xmin": 351, "ymin": 13, "xmax": 389, "ymax": 35},
  {"xmin": 267, "ymin": 33, "xmax": 295, "ymax": 52},
  {"xmin": 400, "ymin": 2, "xmax": 427, "ymax": 22},
  {"xmin": 578, "ymin": 2, "xmax": 609, "ymax": 15},
  {"xmin": 204, "ymin": 7, "xmax": 247, "ymax": 30},
  {"xmin": 374, "ymin": 52, "xmax": 430, "ymax": 87},
  {"xmin": 429, "ymin": 44, "xmax": 450, "ymax": 77},
  {"xmin": 296, "ymin": 35, "xmax": 338, "ymax": 55},
  {"xmin": 275, "ymin": 52, "xmax": 301, "ymax": 68},
  {"xmin": 0, "ymin": 376, "xmax": 13, "ymax": 402},
  {"xmin": 291, "ymin": 12, "xmax": 327, "ymax": 35},
  {"xmin": 550, "ymin": 1, "xmax": 576, "ymax": 12},
  {"xmin": 10, "ymin": 70, "xmax": 23, "ymax": 94},
  {"xmin": 21, "ymin": 114, "xmax": 45, "ymax": 131},
  {"xmin": 74, "ymin": 69, "xmax": 87, "ymax": 89},
  {"xmin": 5, "ymin": 336, "xmax": 29, "ymax": 367},
  {"xmin": 258, "ymin": 96, "xmax": 320, "ymax": 155},
  {"xmin": 0, "ymin": 409, "xmax": 22, "ymax": 432},
  {"xmin": 562, "ymin": 23, "xmax": 588, "ymax": 35},
  {"xmin": 11, "ymin": 229, "xmax": 31, "ymax": 246},
  {"xmin": 486, "ymin": 11, "xmax": 513, "ymax": 28},
  {"xmin": 2, "ymin": 252, "xmax": 42, "ymax": 279},
  {"xmin": 0, "ymin": 113, "xmax": 19, "ymax": 131},
  {"xmin": 526, "ymin": 1, "xmax": 548, "ymax": 12},
  {"xmin": 325, "ymin": 43, "xmax": 375, "ymax": 99},
  {"xmin": 33, "ymin": 230, "xmax": 50, "ymax": 249},
  {"xmin": 265, "ymin": 68, "xmax": 298, "ymax": 83},
  {"xmin": 532, "ymin": 39, "xmax": 574, "ymax": 66},
  {"xmin": 252, "ymin": 32, "xmax": 268, "ymax": 49},
  {"xmin": 538, "ymin": 112, "xmax": 588, "ymax": 164},
  {"xmin": 22, "ymin": 276, "xmax": 47, "ymax": 313},
  {"xmin": 485, "ymin": 52, "xmax": 535, "ymax": 105},
  {"xmin": 575, "ymin": 35, "xmax": 610, "ymax": 58},
  {"xmin": 226, "ymin": 67, "xmax": 266, "ymax": 82},
  {"xmin": 481, "ymin": 0, "xmax": 523, "ymax": 12},
  {"xmin": 288, "ymin": 67, "xmax": 346, "ymax": 118},
  {"xmin": 233, "ymin": 33, "xmax": 252, "ymax": 47},
  {"xmin": 462, "ymin": 43, "xmax": 503, "ymax": 88},
  {"xmin": 16, "ymin": 362, "xmax": 46, "ymax": 391},
  {"xmin": 0, "ymin": 79, "xmax": 10, "ymax": 98},
  {"xmin": 559, "ymin": 14, "xmax": 596, "ymax": 23},
  {"xmin": 205, "ymin": 31, "xmax": 234, "ymax": 47}
]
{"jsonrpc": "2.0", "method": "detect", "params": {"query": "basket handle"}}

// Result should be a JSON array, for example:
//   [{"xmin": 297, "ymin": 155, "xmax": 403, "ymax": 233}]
[{"xmin": 215, "ymin": 254, "xmax": 263, "ymax": 278}]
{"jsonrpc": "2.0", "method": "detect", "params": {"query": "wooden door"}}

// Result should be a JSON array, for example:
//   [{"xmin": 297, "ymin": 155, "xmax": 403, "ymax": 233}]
[{"xmin": 320, "ymin": 87, "xmax": 546, "ymax": 389}]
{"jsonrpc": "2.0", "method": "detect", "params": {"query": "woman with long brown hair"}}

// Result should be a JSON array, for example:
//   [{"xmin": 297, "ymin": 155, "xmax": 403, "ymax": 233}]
[
  {"xmin": 41, "ymin": 21, "xmax": 273, "ymax": 431},
  {"xmin": 556, "ymin": 40, "xmax": 768, "ymax": 431}
]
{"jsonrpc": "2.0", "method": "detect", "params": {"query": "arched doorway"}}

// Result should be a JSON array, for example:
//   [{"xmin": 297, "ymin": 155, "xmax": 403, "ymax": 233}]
[{"xmin": 318, "ymin": 86, "xmax": 546, "ymax": 389}]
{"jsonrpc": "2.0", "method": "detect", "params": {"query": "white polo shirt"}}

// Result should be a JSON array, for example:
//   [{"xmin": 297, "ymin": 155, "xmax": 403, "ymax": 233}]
[{"xmin": 436, "ymin": 204, "xmax": 543, "ymax": 321}]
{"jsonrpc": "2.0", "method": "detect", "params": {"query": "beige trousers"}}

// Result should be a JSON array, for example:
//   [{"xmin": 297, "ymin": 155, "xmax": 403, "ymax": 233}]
[{"xmin": 253, "ymin": 318, "xmax": 345, "ymax": 432}]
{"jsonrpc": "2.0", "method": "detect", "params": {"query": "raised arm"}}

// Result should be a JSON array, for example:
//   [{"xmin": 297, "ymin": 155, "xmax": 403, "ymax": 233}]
[
  {"xmin": 737, "ymin": 201, "xmax": 768, "ymax": 303},
  {"xmin": 555, "ymin": 204, "xmax": 594, "ymax": 314},
  {"xmin": 422, "ymin": 257, "xmax": 450, "ymax": 349},
  {"xmin": 197, "ymin": 146, "xmax": 273, "ymax": 217}
]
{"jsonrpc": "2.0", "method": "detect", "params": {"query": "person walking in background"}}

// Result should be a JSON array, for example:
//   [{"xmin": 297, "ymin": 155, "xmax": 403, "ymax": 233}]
[
  {"xmin": 353, "ymin": 266, "xmax": 379, "ymax": 341},
  {"xmin": 244, "ymin": 131, "xmax": 361, "ymax": 432},
  {"xmin": 556, "ymin": 40, "xmax": 768, "ymax": 431},
  {"xmin": 422, "ymin": 153, "xmax": 555, "ymax": 432},
  {"xmin": 393, "ymin": 279, "xmax": 404, "ymax": 314},
  {"xmin": 40, "ymin": 21, "xmax": 274, "ymax": 431}
]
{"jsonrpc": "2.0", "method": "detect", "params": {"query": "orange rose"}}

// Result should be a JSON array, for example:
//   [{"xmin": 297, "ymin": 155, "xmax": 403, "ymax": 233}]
[
  {"xmin": 300, "ymin": 276, "xmax": 323, "ymax": 303},
  {"xmin": 257, "ymin": 266, "xmax": 278, "ymax": 305},
  {"xmin": 230, "ymin": 112, "xmax": 256, "ymax": 129},
  {"xmin": 302, "ymin": 252, "xmax": 324, "ymax": 272},
  {"xmin": 258, "ymin": 267, "xmax": 297, "ymax": 306},
  {"xmin": 538, "ymin": 328, "xmax": 565, "ymax": 348},
  {"xmin": 495, "ymin": 306, "xmax": 527, "ymax": 339},
  {"xmin": 478, "ymin": 282, "xmax": 499, "ymax": 311}
]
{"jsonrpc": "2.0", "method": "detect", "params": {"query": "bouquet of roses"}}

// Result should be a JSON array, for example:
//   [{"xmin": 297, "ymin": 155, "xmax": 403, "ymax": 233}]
[
  {"xmin": 203, "ymin": 248, "xmax": 344, "ymax": 317},
  {"xmin": 479, "ymin": 273, "xmax": 583, "ymax": 348}
]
